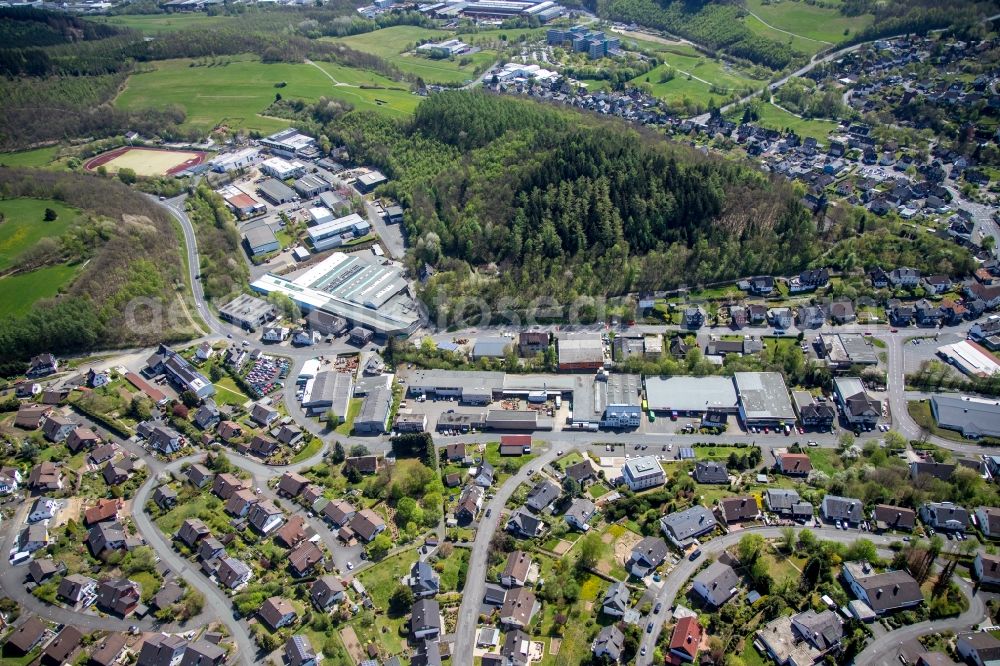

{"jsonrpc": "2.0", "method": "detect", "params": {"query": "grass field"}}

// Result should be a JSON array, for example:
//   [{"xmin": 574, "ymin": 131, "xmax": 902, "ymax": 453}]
[
  {"xmin": 736, "ymin": 101, "xmax": 838, "ymax": 142},
  {"xmin": 0, "ymin": 262, "xmax": 79, "ymax": 317},
  {"xmin": 116, "ymin": 56, "xmax": 418, "ymax": 134},
  {"xmin": 744, "ymin": 0, "xmax": 873, "ymax": 47},
  {"xmin": 96, "ymin": 13, "xmax": 235, "ymax": 35},
  {"xmin": 0, "ymin": 198, "xmax": 78, "ymax": 272},
  {"xmin": 332, "ymin": 26, "xmax": 496, "ymax": 85},
  {"xmin": 0, "ymin": 146, "xmax": 59, "ymax": 168},
  {"xmin": 631, "ymin": 50, "xmax": 759, "ymax": 107}
]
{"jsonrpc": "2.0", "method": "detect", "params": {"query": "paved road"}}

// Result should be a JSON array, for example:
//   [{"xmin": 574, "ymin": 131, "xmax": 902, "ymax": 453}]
[
  {"xmin": 132, "ymin": 461, "xmax": 259, "ymax": 664},
  {"xmin": 634, "ymin": 526, "xmax": 904, "ymax": 664},
  {"xmin": 856, "ymin": 573, "xmax": 985, "ymax": 666},
  {"xmin": 453, "ymin": 443, "xmax": 559, "ymax": 663}
]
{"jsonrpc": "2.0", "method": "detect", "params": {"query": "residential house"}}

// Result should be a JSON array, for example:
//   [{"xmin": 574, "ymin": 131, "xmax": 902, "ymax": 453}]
[
  {"xmin": 28, "ymin": 559, "xmax": 59, "ymax": 584},
  {"xmin": 217, "ymin": 421, "xmax": 242, "ymax": 443},
  {"xmin": 19, "ymin": 523, "xmax": 48, "ymax": 551},
  {"xmin": 90, "ymin": 633, "xmax": 127, "ymax": 666},
  {"xmin": 842, "ymin": 562, "xmax": 922, "ymax": 615},
  {"xmin": 247, "ymin": 500, "xmax": 284, "ymax": 535},
  {"xmin": 177, "ymin": 518, "xmax": 210, "ymax": 548},
  {"xmin": 344, "ymin": 455, "xmax": 383, "ymax": 476},
  {"xmin": 250, "ymin": 402, "xmax": 279, "ymax": 427},
  {"xmin": 591, "ymin": 624, "xmax": 625, "ymax": 662},
  {"xmin": 286, "ymin": 635, "xmax": 317, "ymax": 666},
  {"xmin": 889, "ymin": 267, "xmax": 921, "ymax": 287},
  {"xmin": 198, "ymin": 537, "xmax": 225, "ymax": 563},
  {"xmin": 565, "ymin": 460, "xmax": 596, "ymax": 485},
  {"xmin": 872, "ymin": 504, "xmax": 916, "ymax": 532},
  {"xmin": 278, "ymin": 472, "xmax": 310, "ymax": 497},
  {"xmin": 501, "ymin": 551, "xmax": 532, "ymax": 588},
  {"xmin": 311, "ymin": 576, "xmax": 345, "ymax": 610},
  {"xmin": 693, "ymin": 461, "xmax": 729, "ymax": 484},
  {"xmin": 186, "ymin": 464, "xmax": 214, "ymax": 489},
  {"xmin": 779, "ymin": 453, "xmax": 812, "ymax": 477},
  {"xmin": 716, "ymin": 496, "xmax": 759, "ymax": 524},
  {"xmin": 193, "ymin": 401, "xmax": 221, "ymax": 430},
  {"xmin": 798, "ymin": 305, "xmax": 826, "ymax": 329},
  {"xmin": 500, "ymin": 587, "xmax": 537, "ymax": 630},
  {"xmin": 669, "ymin": 616, "xmax": 703, "ymax": 663},
  {"xmin": 474, "ymin": 461, "xmax": 495, "ymax": 487},
  {"xmin": 684, "ymin": 306, "xmax": 705, "ymax": 328},
  {"xmin": 976, "ymin": 506, "xmax": 1000, "ymax": 538},
  {"xmin": 28, "ymin": 462, "xmax": 62, "ymax": 492},
  {"xmin": 27, "ymin": 353, "xmax": 58, "ymax": 378},
  {"xmin": 66, "ymin": 426, "xmax": 100, "ymax": 453},
  {"xmin": 259, "ymin": 597, "xmax": 297, "ymax": 631},
  {"xmin": 957, "ymin": 632, "xmax": 1000, "ymax": 666},
  {"xmin": 102, "ymin": 461, "xmax": 129, "ymax": 487},
  {"xmin": 322, "ymin": 500, "xmax": 356, "ymax": 528},
  {"xmin": 519, "ymin": 331, "xmax": 549, "ymax": 357},
  {"xmin": 225, "ymin": 489, "xmax": 258, "ymax": 518},
  {"xmin": 28, "ymin": 497, "xmax": 59, "ymax": 523},
  {"xmin": 348, "ymin": 508, "xmax": 386, "ymax": 542},
  {"xmin": 828, "ymin": 300, "xmax": 856, "ymax": 324},
  {"xmin": 627, "ymin": 537, "xmax": 668, "ymax": 577},
  {"xmin": 456, "ymin": 484, "xmax": 484, "ymax": 524},
  {"xmin": 275, "ymin": 514, "xmax": 315, "ymax": 549},
  {"xmin": 910, "ymin": 461, "xmax": 956, "ymax": 482},
  {"xmin": 6, "ymin": 616, "xmax": 47, "ymax": 655},
  {"xmin": 974, "ymin": 552, "xmax": 1000, "ymax": 587},
  {"xmin": 84, "ymin": 498, "xmax": 121, "ymax": 526},
  {"xmin": 915, "ymin": 299, "xmax": 943, "ymax": 327},
  {"xmin": 602, "ymin": 581, "xmax": 630, "ymax": 617},
  {"xmin": 96, "ymin": 578, "xmax": 141, "ymax": 617},
  {"xmin": 443, "ymin": 443, "xmax": 468, "ymax": 463},
  {"xmin": 180, "ymin": 641, "xmax": 225, "ymax": 666},
  {"xmin": 822, "ymin": 495, "xmax": 864, "ymax": 525},
  {"xmin": 507, "ymin": 509, "xmax": 546, "ymax": 539},
  {"xmin": 137, "ymin": 634, "xmax": 187, "ymax": 666},
  {"xmin": 692, "ymin": 561, "xmax": 739, "ymax": 607},
  {"xmin": 42, "ymin": 625, "xmax": 83, "ymax": 666},
  {"xmin": 289, "ymin": 541, "xmax": 324, "ymax": 577},
  {"xmin": 411, "ymin": 598, "xmax": 442, "ymax": 639},
  {"xmin": 749, "ymin": 276, "xmax": 775, "ymax": 295},
  {"xmin": 89, "ymin": 444, "xmax": 116, "ymax": 465},
  {"xmin": 920, "ymin": 501, "xmax": 969, "ymax": 532},
  {"xmin": 41, "ymin": 414, "xmax": 75, "ymax": 442},
  {"xmin": 57, "ymin": 574, "xmax": 96, "ymax": 606},
  {"xmin": 564, "ymin": 498, "xmax": 597, "ymax": 531},
  {"xmin": 660, "ymin": 505, "xmax": 718, "ymax": 548},
  {"xmin": 400, "ymin": 560, "xmax": 439, "ymax": 601},
  {"xmin": 140, "ymin": 423, "xmax": 185, "ymax": 455},
  {"xmin": 923, "ymin": 275, "xmax": 952, "ymax": 294},
  {"xmin": 769, "ymin": 307, "xmax": 794, "ymax": 330},
  {"xmin": 525, "ymin": 478, "xmax": 561, "ymax": 512},
  {"xmin": 211, "ymin": 473, "xmax": 245, "ymax": 500}
]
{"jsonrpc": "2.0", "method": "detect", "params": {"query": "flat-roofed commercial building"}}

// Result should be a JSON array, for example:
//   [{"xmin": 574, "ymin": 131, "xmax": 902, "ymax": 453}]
[
  {"xmin": 244, "ymin": 223, "xmax": 280, "ymax": 257},
  {"xmin": 408, "ymin": 369, "xmax": 505, "ymax": 404},
  {"xmin": 218, "ymin": 294, "xmax": 277, "ymax": 330},
  {"xmin": 261, "ymin": 128, "xmax": 317, "ymax": 158},
  {"xmin": 557, "ymin": 333, "xmax": 605, "ymax": 371},
  {"xmin": 302, "ymin": 371, "xmax": 353, "ymax": 418},
  {"xmin": 734, "ymin": 372, "xmax": 796, "ymax": 426},
  {"xmin": 251, "ymin": 251, "xmax": 421, "ymax": 337},
  {"xmin": 644, "ymin": 376, "xmax": 739, "ymax": 415},
  {"xmin": 623, "ymin": 456, "xmax": 664, "ymax": 490},
  {"xmin": 307, "ymin": 214, "xmax": 371, "ymax": 252},
  {"xmin": 932, "ymin": 394, "xmax": 1000, "ymax": 439},
  {"xmin": 815, "ymin": 333, "xmax": 878, "ymax": 368},
  {"xmin": 936, "ymin": 340, "xmax": 1000, "ymax": 378}
]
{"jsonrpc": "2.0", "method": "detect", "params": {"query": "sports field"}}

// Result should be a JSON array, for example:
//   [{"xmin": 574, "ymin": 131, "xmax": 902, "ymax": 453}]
[
  {"xmin": 84, "ymin": 146, "xmax": 207, "ymax": 176},
  {"xmin": 331, "ymin": 26, "xmax": 498, "ymax": 85},
  {"xmin": 0, "ymin": 198, "xmax": 78, "ymax": 272},
  {"xmin": 115, "ymin": 56, "xmax": 418, "ymax": 133}
]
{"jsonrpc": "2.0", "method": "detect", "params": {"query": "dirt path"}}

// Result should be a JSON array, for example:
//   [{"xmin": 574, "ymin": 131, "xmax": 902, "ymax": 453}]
[
  {"xmin": 304, "ymin": 59, "xmax": 359, "ymax": 87},
  {"xmin": 744, "ymin": 9, "xmax": 833, "ymax": 45}
]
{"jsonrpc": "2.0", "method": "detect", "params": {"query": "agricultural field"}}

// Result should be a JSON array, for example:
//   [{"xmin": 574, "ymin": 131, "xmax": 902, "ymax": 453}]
[
  {"xmin": 116, "ymin": 56, "xmax": 419, "ymax": 134},
  {"xmin": 95, "ymin": 12, "xmax": 236, "ymax": 35},
  {"xmin": 744, "ymin": 0, "xmax": 874, "ymax": 47},
  {"xmin": 332, "ymin": 25, "xmax": 498, "ymax": 85}
]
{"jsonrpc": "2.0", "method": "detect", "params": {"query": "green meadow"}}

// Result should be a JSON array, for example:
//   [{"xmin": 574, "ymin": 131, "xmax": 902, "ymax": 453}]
[
  {"xmin": 115, "ymin": 55, "xmax": 419, "ymax": 133},
  {"xmin": 0, "ymin": 198, "xmax": 78, "ymax": 272},
  {"xmin": 95, "ymin": 13, "xmax": 236, "ymax": 35},
  {"xmin": 744, "ymin": 0, "xmax": 874, "ymax": 53},
  {"xmin": 0, "ymin": 146, "xmax": 59, "ymax": 169},
  {"xmin": 0, "ymin": 264, "xmax": 79, "ymax": 317},
  {"xmin": 630, "ymin": 49, "xmax": 760, "ymax": 106},
  {"xmin": 738, "ymin": 101, "xmax": 838, "ymax": 142},
  {"xmin": 332, "ymin": 25, "xmax": 498, "ymax": 85}
]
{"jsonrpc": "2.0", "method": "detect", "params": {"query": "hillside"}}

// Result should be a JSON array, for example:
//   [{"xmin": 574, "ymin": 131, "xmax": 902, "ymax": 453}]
[
  {"xmin": 333, "ymin": 91, "xmax": 818, "ymax": 320},
  {"xmin": 0, "ymin": 168, "xmax": 202, "ymax": 375}
]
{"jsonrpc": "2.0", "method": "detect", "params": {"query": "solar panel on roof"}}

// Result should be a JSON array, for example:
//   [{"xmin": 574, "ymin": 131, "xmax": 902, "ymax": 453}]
[{"xmin": 678, "ymin": 448, "xmax": 695, "ymax": 459}]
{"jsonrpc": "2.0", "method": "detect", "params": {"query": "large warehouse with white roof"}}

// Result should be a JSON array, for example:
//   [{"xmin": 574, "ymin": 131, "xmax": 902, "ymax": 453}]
[
  {"xmin": 734, "ymin": 371, "xmax": 796, "ymax": 426},
  {"xmin": 251, "ymin": 251, "xmax": 421, "ymax": 337},
  {"xmin": 644, "ymin": 376, "xmax": 739, "ymax": 414}
]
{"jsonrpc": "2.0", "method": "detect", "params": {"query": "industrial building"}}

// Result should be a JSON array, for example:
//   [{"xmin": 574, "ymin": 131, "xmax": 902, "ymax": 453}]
[
  {"xmin": 211, "ymin": 148, "xmax": 261, "ymax": 173},
  {"xmin": 408, "ymin": 369, "xmax": 505, "ymax": 404},
  {"xmin": 223, "ymin": 191, "xmax": 266, "ymax": 220},
  {"xmin": 251, "ymin": 251, "xmax": 421, "ymax": 337},
  {"xmin": 148, "ymin": 345, "xmax": 214, "ymax": 399},
  {"xmin": 294, "ymin": 173, "xmax": 331, "ymax": 198},
  {"xmin": 260, "ymin": 128, "xmax": 318, "ymax": 159},
  {"xmin": 936, "ymin": 340, "xmax": 1000, "ymax": 378},
  {"xmin": 354, "ymin": 385, "xmax": 393, "ymax": 434},
  {"xmin": 734, "ymin": 372, "xmax": 796, "ymax": 426},
  {"xmin": 243, "ymin": 223, "xmax": 280, "ymax": 257},
  {"xmin": 257, "ymin": 179, "xmax": 298, "ymax": 205},
  {"xmin": 218, "ymin": 294, "xmax": 277, "ymax": 330},
  {"xmin": 557, "ymin": 333, "xmax": 605, "ymax": 371},
  {"xmin": 485, "ymin": 410, "xmax": 552, "ymax": 431},
  {"xmin": 644, "ymin": 376, "xmax": 739, "ymax": 415},
  {"xmin": 416, "ymin": 39, "xmax": 469, "ymax": 57},
  {"xmin": 424, "ymin": 0, "xmax": 564, "ymax": 22},
  {"xmin": 306, "ymin": 213, "xmax": 371, "ymax": 251},
  {"xmin": 260, "ymin": 157, "xmax": 306, "ymax": 180},
  {"xmin": 319, "ymin": 191, "xmax": 353, "ymax": 217},
  {"xmin": 931, "ymin": 394, "xmax": 1000, "ymax": 439},
  {"xmin": 301, "ymin": 371, "xmax": 353, "ymax": 418},
  {"xmin": 354, "ymin": 171, "xmax": 387, "ymax": 193}
]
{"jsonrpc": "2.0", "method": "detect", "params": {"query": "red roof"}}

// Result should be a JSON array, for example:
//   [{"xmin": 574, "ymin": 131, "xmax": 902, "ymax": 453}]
[
  {"xmin": 780, "ymin": 453, "xmax": 812, "ymax": 474},
  {"xmin": 125, "ymin": 372, "xmax": 165, "ymax": 404},
  {"xmin": 226, "ymin": 193, "xmax": 259, "ymax": 209},
  {"xmin": 500, "ymin": 435, "xmax": 531, "ymax": 446},
  {"xmin": 669, "ymin": 616, "xmax": 702, "ymax": 660}
]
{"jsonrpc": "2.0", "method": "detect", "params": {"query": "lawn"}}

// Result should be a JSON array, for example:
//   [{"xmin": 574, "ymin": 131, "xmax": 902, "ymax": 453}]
[
  {"xmin": 116, "ymin": 56, "xmax": 418, "ymax": 136},
  {"xmin": 213, "ymin": 377, "xmax": 249, "ymax": 407},
  {"xmin": 907, "ymin": 400, "xmax": 966, "ymax": 443},
  {"xmin": 632, "ymin": 51, "xmax": 760, "ymax": 107},
  {"xmin": 291, "ymin": 436, "xmax": 323, "ymax": 463},
  {"xmin": 0, "ymin": 198, "xmax": 78, "ymax": 272},
  {"xmin": 336, "ymin": 398, "xmax": 363, "ymax": 435},
  {"xmin": 96, "ymin": 12, "xmax": 236, "ymax": 34},
  {"xmin": 331, "ymin": 26, "xmax": 497, "ymax": 85},
  {"xmin": 155, "ymin": 494, "xmax": 216, "ymax": 534},
  {"xmin": 744, "ymin": 0, "xmax": 873, "ymax": 46},
  {"xmin": 0, "ymin": 264, "xmax": 80, "ymax": 317},
  {"xmin": 132, "ymin": 570, "xmax": 163, "ymax": 604},
  {"xmin": 805, "ymin": 448, "xmax": 843, "ymax": 475},
  {"xmin": 743, "ymin": 101, "xmax": 838, "ymax": 142},
  {"xmin": 438, "ymin": 547, "xmax": 469, "ymax": 592},
  {"xmin": 358, "ymin": 546, "xmax": 420, "ymax": 609},
  {"xmin": 742, "ymin": 12, "xmax": 827, "ymax": 56},
  {"xmin": 0, "ymin": 146, "xmax": 59, "ymax": 168}
]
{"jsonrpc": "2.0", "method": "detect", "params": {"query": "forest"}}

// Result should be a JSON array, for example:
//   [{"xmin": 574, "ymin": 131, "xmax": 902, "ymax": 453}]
[
  {"xmin": 0, "ymin": 168, "xmax": 199, "ymax": 376},
  {"xmin": 331, "ymin": 91, "xmax": 818, "ymax": 321}
]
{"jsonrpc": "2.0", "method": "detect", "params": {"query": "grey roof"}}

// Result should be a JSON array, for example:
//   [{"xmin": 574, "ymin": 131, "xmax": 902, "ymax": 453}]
[
  {"xmin": 525, "ymin": 478, "xmax": 561, "ymax": 511},
  {"xmin": 507, "ymin": 509, "xmax": 543, "ymax": 538},
  {"xmin": 931, "ymin": 394, "xmax": 1000, "ymax": 438},
  {"xmin": 411, "ymin": 598, "xmax": 441, "ymax": 634},
  {"xmin": 303, "ymin": 371, "xmax": 353, "ymax": 413},
  {"xmin": 922, "ymin": 502, "xmax": 970, "ymax": 529},
  {"xmin": 766, "ymin": 488, "xmax": 801, "ymax": 511},
  {"xmin": 630, "ymin": 536, "xmax": 668, "ymax": 569},
  {"xmin": 793, "ymin": 609, "xmax": 843, "ymax": 650},
  {"xmin": 822, "ymin": 495, "xmax": 864, "ymax": 522},
  {"xmin": 845, "ymin": 563, "xmax": 922, "ymax": 613},
  {"xmin": 694, "ymin": 461, "xmax": 729, "ymax": 484},
  {"xmin": 660, "ymin": 505, "xmax": 717, "ymax": 545},
  {"xmin": 473, "ymin": 337, "xmax": 511, "ymax": 358},
  {"xmin": 355, "ymin": 385, "xmax": 392, "ymax": 431},
  {"xmin": 693, "ymin": 561, "xmax": 739, "ymax": 606},
  {"xmin": 245, "ymin": 224, "xmax": 278, "ymax": 252},
  {"xmin": 734, "ymin": 372, "xmax": 795, "ymax": 421},
  {"xmin": 258, "ymin": 178, "xmax": 297, "ymax": 202},
  {"xmin": 592, "ymin": 624, "xmax": 625, "ymax": 661},
  {"xmin": 644, "ymin": 375, "xmax": 738, "ymax": 412},
  {"xmin": 602, "ymin": 581, "xmax": 630, "ymax": 613},
  {"xmin": 564, "ymin": 498, "xmax": 596, "ymax": 526}
]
